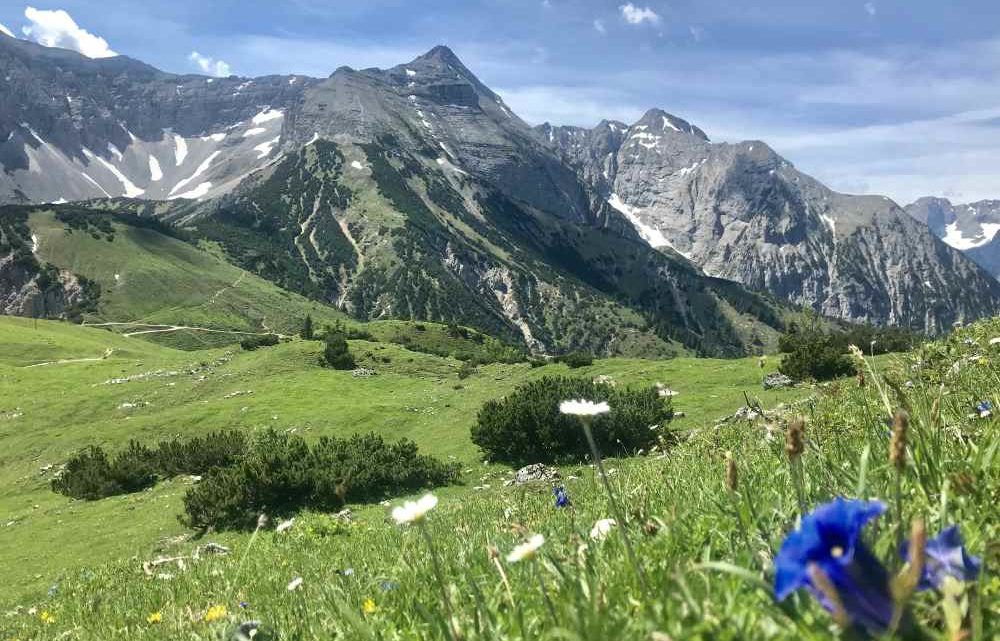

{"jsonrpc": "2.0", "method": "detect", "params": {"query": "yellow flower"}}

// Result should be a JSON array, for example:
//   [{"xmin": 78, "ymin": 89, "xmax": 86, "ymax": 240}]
[
  {"xmin": 39, "ymin": 611, "xmax": 55, "ymax": 624},
  {"xmin": 362, "ymin": 598, "xmax": 377, "ymax": 615},
  {"xmin": 147, "ymin": 611, "xmax": 163, "ymax": 624},
  {"xmin": 203, "ymin": 605, "xmax": 227, "ymax": 623}
]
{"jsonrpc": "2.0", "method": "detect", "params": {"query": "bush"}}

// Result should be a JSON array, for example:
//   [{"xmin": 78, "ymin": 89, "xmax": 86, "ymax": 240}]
[
  {"xmin": 557, "ymin": 352, "xmax": 594, "ymax": 368},
  {"xmin": 471, "ymin": 376, "xmax": 672, "ymax": 465},
  {"xmin": 322, "ymin": 331, "xmax": 356, "ymax": 370},
  {"xmin": 301, "ymin": 315, "xmax": 314, "ymax": 340},
  {"xmin": 52, "ymin": 431, "xmax": 248, "ymax": 500},
  {"xmin": 182, "ymin": 431, "xmax": 459, "ymax": 530},
  {"xmin": 778, "ymin": 325, "xmax": 855, "ymax": 381},
  {"xmin": 457, "ymin": 360, "xmax": 478, "ymax": 379},
  {"xmin": 241, "ymin": 334, "xmax": 279, "ymax": 351}
]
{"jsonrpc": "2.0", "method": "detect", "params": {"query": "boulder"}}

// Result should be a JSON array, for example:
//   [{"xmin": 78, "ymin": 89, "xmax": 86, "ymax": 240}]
[
  {"xmin": 510, "ymin": 463, "xmax": 560, "ymax": 485},
  {"xmin": 762, "ymin": 372, "xmax": 794, "ymax": 390}
]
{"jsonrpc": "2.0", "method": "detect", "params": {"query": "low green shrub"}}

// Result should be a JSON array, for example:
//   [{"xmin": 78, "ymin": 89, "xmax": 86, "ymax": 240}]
[
  {"xmin": 240, "ymin": 334, "xmax": 280, "ymax": 351},
  {"xmin": 322, "ymin": 331, "xmax": 356, "ymax": 370},
  {"xmin": 557, "ymin": 352, "xmax": 594, "ymax": 368},
  {"xmin": 778, "ymin": 324, "xmax": 855, "ymax": 381},
  {"xmin": 52, "ymin": 431, "xmax": 248, "ymax": 500},
  {"xmin": 181, "ymin": 431, "xmax": 459, "ymax": 530},
  {"xmin": 471, "ymin": 376, "xmax": 672, "ymax": 465}
]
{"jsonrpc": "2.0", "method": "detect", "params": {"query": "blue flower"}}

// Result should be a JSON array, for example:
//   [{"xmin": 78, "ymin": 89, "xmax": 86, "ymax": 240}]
[
  {"xmin": 775, "ymin": 498, "xmax": 894, "ymax": 635},
  {"xmin": 901, "ymin": 525, "xmax": 981, "ymax": 591},
  {"xmin": 379, "ymin": 580, "xmax": 400, "ymax": 592},
  {"xmin": 553, "ymin": 486, "xmax": 571, "ymax": 508},
  {"xmin": 976, "ymin": 400, "xmax": 992, "ymax": 418}
]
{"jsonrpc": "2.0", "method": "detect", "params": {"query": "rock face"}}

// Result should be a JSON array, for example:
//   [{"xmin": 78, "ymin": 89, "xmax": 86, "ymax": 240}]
[
  {"xmin": 905, "ymin": 197, "xmax": 1000, "ymax": 280},
  {"xmin": 539, "ymin": 109, "xmax": 1000, "ymax": 333}
]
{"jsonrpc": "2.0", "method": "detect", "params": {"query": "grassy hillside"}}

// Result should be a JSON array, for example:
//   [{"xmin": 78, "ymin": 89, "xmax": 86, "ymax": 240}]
[{"xmin": 0, "ymin": 316, "xmax": 809, "ymax": 607}]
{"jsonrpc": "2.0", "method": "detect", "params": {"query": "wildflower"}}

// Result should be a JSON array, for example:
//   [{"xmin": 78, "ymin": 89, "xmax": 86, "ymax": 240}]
[
  {"xmin": 553, "ymin": 486, "xmax": 571, "ymax": 508},
  {"xmin": 559, "ymin": 399, "xmax": 610, "ymax": 416},
  {"xmin": 379, "ymin": 580, "xmax": 400, "ymax": 592},
  {"xmin": 238, "ymin": 601, "xmax": 249, "ymax": 609},
  {"xmin": 507, "ymin": 534, "xmax": 545, "ymax": 563},
  {"xmin": 901, "ymin": 526, "xmax": 981, "ymax": 591},
  {"xmin": 39, "ymin": 611, "xmax": 55, "ymax": 625},
  {"xmin": 391, "ymin": 493, "xmax": 438, "ymax": 524},
  {"xmin": 146, "ymin": 611, "xmax": 162, "ymax": 624},
  {"xmin": 286, "ymin": 576, "xmax": 303, "ymax": 591},
  {"xmin": 203, "ymin": 605, "xmax": 227, "ymax": 623},
  {"xmin": 362, "ymin": 598, "xmax": 377, "ymax": 615},
  {"xmin": 989, "ymin": 337, "xmax": 1000, "ymax": 346},
  {"xmin": 256, "ymin": 514, "xmax": 269, "ymax": 530},
  {"xmin": 976, "ymin": 400, "xmax": 992, "ymax": 418},
  {"xmin": 275, "ymin": 518, "xmax": 294, "ymax": 533},
  {"xmin": 590, "ymin": 518, "xmax": 617, "ymax": 541},
  {"xmin": 775, "ymin": 498, "xmax": 894, "ymax": 634},
  {"xmin": 889, "ymin": 409, "xmax": 909, "ymax": 471}
]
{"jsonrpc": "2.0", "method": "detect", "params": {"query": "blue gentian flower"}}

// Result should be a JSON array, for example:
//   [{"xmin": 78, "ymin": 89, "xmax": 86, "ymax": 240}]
[
  {"xmin": 379, "ymin": 580, "xmax": 400, "ymax": 592},
  {"xmin": 238, "ymin": 601, "xmax": 249, "ymax": 609},
  {"xmin": 901, "ymin": 525, "xmax": 981, "ymax": 591},
  {"xmin": 976, "ymin": 400, "xmax": 992, "ymax": 418},
  {"xmin": 775, "ymin": 498, "xmax": 894, "ymax": 635},
  {"xmin": 553, "ymin": 486, "xmax": 571, "ymax": 508}
]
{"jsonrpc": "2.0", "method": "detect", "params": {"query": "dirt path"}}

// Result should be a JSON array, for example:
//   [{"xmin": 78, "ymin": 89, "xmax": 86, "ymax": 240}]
[
  {"xmin": 82, "ymin": 321, "xmax": 284, "ymax": 338},
  {"xmin": 25, "ymin": 348, "xmax": 114, "ymax": 368}
]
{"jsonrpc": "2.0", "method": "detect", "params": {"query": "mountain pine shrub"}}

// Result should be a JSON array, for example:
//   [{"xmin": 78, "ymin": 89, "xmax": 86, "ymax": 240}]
[
  {"xmin": 321, "ymin": 330, "xmax": 356, "ymax": 369},
  {"xmin": 181, "ymin": 431, "xmax": 459, "ymax": 530},
  {"xmin": 471, "ymin": 376, "xmax": 673, "ymax": 465}
]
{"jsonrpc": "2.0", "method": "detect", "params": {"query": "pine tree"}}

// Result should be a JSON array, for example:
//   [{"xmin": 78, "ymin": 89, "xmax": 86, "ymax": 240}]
[
  {"xmin": 301, "ymin": 314, "xmax": 314, "ymax": 340},
  {"xmin": 322, "ymin": 331, "xmax": 355, "ymax": 370}
]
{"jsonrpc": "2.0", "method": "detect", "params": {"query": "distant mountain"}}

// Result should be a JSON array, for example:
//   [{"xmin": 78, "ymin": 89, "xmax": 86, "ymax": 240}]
[
  {"xmin": 905, "ymin": 197, "xmax": 1000, "ymax": 279},
  {"xmin": 1, "ymin": 33, "xmax": 997, "ymax": 345},
  {"xmin": 538, "ymin": 110, "xmax": 1000, "ymax": 333}
]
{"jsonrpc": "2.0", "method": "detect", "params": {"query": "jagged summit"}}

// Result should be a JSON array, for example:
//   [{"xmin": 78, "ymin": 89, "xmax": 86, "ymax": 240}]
[
  {"xmin": 631, "ymin": 108, "xmax": 709, "ymax": 142},
  {"xmin": 414, "ymin": 45, "xmax": 464, "ymax": 66}
]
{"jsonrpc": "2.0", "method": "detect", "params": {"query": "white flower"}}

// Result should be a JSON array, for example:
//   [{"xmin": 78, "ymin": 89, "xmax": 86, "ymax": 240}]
[
  {"xmin": 275, "ymin": 518, "xmax": 295, "ymax": 533},
  {"xmin": 559, "ymin": 399, "xmax": 610, "ymax": 416},
  {"xmin": 506, "ymin": 534, "xmax": 545, "ymax": 563},
  {"xmin": 391, "ymin": 493, "xmax": 438, "ymax": 524},
  {"xmin": 590, "ymin": 518, "xmax": 617, "ymax": 541},
  {"xmin": 989, "ymin": 337, "xmax": 1000, "ymax": 346},
  {"xmin": 286, "ymin": 576, "xmax": 303, "ymax": 591}
]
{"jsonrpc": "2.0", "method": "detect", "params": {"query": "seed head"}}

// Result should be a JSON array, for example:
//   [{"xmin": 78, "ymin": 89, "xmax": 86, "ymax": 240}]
[
  {"xmin": 724, "ymin": 451, "xmax": 738, "ymax": 493},
  {"xmin": 785, "ymin": 418, "xmax": 805, "ymax": 461},
  {"xmin": 890, "ymin": 409, "xmax": 909, "ymax": 471}
]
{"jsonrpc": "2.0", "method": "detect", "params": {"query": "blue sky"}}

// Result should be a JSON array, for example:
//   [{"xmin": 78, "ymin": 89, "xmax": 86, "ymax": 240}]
[{"xmin": 3, "ymin": 1, "xmax": 1000, "ymax": 204}]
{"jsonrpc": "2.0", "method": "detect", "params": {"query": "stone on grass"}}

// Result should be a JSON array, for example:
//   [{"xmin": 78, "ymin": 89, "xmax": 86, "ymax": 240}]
[{"xmin": 762, "ymin": 372, "xmax": 794, "ymax": 390}]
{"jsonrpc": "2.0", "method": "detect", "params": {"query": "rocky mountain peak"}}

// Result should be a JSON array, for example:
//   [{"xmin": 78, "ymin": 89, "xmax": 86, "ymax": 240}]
[{"xmin": 631, "ymin": 108, "xmax": 709, "ymax": 142}]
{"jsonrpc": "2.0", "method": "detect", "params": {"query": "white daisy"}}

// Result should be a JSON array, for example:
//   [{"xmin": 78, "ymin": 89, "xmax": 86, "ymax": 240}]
[
  {"xmin": 506, "ymin": 534, "xmax": 545, "ymax": 563},
  {"xmin": 590, "ymin": 518, "xmax": 617, "ymax": 541},
  {"xmin": 559, "ymin": 399, "xmax": 611, "ymax": 416},
  {"xmin": 286, "ymin": 576, "xmax": 303, "ymax": 591},
  {"xmin": 275, "ymin": 518, "xmax": 294, "ymax": 533},
  {"xmin": 391, "ymin": 493, "xmax": 438, "ymax": 524}
]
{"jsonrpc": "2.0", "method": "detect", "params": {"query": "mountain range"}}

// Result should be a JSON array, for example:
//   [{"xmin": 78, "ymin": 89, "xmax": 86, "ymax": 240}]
[
  {"xmin": 2, "ymin": 33, "xmax": 999, "ymax": 354},
  {"xmin": 905, "ymin": 197, "xmax": 1000, "ymax": 280}
]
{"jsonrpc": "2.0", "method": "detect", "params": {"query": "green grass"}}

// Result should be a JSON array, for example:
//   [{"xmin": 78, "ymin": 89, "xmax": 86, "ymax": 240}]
[
  {"xmin": 0, "ymin": 316, "xmax": 996, "ymax": 640},
  {"xmin": 0, "ymin": 316, "xmax": 805, "ymax": 607}
]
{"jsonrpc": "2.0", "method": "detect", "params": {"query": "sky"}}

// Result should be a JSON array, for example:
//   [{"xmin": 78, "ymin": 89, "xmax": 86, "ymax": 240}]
[{"xmin": 2, "ymin": 1, "xmax": 1000, "ymax": 205}]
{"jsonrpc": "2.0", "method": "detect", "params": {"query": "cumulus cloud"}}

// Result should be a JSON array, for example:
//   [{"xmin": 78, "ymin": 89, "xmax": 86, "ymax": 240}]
[
  {"xmin": 864, "ymin": 2, "xmax": 877, "ymax": 16},
  {"xmin": 0, "ymin": 22, "xmax": 14, "ymax": 38},
  {"xmin": 21, "ymin": 6, "xmax": 116, "ymax": 58},
  {"xmin": 620, "ymin": 3, "xmax": 661, "ymax": 26},
  {"xmin": 593, "ymin": 19, "xmax": 606, "ymax": 35},
  {"xmin": 189, "ymin": 51, "xmax": 232, "ymax": 77}
]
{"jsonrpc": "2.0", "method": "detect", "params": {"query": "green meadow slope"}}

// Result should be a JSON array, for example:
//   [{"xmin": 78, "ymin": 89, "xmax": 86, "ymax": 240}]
[{"xmin": 0, "ymin": 316, "xmax": 808, "ymax": 606}]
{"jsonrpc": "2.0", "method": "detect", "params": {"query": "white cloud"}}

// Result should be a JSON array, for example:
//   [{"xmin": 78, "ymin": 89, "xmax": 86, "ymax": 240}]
[
  {"xmin": 864, "ymin": 2, "xmax": 877, "ymax": 16},
  {"xmin": 21, "ymin": 6, "xmax": 116, "ymax": 58},
  {"xmin": 593, "ymin": 19, "xmax": 606, "ymax": 35},
  {"xmin": 496, "ymin": 84, "xmax": 644, "ymax": 127},
  {"xmin": 0, "ymin": 22, "xmax": 13, "ymax": 38},
  {"xmin": 620, "ymin": 3, "xmax": 661, "ymax": 26},
  {"xmin": 189, "ymin": 51, "xmax": 232, "ymax": 77}
]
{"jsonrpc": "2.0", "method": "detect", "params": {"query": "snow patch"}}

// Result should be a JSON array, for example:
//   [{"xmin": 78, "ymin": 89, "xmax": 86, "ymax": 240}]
[
  {"xmin": 148, "ymin": 155, "xmax": 163, "ymax": 182},
  {"xmin": 306, "ymin": 133, "xmax": 320, "ymax": 145},
  {"xmin": 608, "ymin": 194, "xmax": 674, "ymax": 250},
  {"xmin": 942, "ymin": 221, "xmax": 1000, "ymax": 250},
  {"xmin": 173, "ymin": 135, "xmax": 188, "ymax": 166},
  {"xmin": 406, "ymin": 69, "xmax": 417, "ymax": 77},
  {"xmin": 84, "ymin": 148, "xmax": 144, "ymax": 197},
  {"xmin": 251, "ymin": 109, "xmax": 283, "ymax": 125},
  {"xmin": 350, "ymin": 160, "xmax": 366, "ymax": 171},
  {"xmin": 30, "ymin": 234, "xmax": 39, "ymax": 254},
  {"xmin": 81, "ymin": 172, "xmax": 111, "ymax": 197},
  {"xmin": 661, "ymin": 117, "xmax": 680, "ymax": 132},
  {"xmin": 169, "ymin": 151, "xmax": 220, "ymax": 196},
  {"xmin": 170, "ymin": 182, "xmax": 212, "ymax": 200},
  {"xmin": 200, "ymin": 132, "xmax": 226, "ymax": 143},
  {"xmin": 675, "ymin": 159, "xmax": 705, "ymax": 177},
  {"xmin": 243, "ymin": 127, "xmax": 267, "ymax": 137},
  {"xmin": 436, "ymin": 157, "xmax": 468, "ymax": 175},
  {"xmin": 820, "ymin": 213, "xmax": 837, "ymax": 235},
  {"xmin": 254, "ymin": 137, "xmax": 280, "ymax": 159}
]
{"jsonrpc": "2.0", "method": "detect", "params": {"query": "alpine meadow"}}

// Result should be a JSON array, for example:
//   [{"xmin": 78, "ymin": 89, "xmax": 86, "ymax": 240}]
[{"xmin": 0, "ymin": 3, "xmax": 998, "ymax": 641}]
